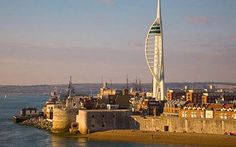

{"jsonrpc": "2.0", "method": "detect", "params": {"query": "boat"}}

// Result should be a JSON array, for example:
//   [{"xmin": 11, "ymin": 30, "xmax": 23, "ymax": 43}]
[
  {"xmin": 13, "ymin": 107, "xmax": 39, "ymax": 123},
  {"xmin": 12, "ymin": 116, "xmax": 28, "ymax": 123}
]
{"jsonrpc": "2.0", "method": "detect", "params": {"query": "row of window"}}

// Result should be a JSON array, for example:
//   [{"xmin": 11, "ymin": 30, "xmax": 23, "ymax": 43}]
[
  {"xmin": 181, "ymin": 112, "xmax": 236, "ymax": 119},
  {"xmin": 91, "ymin": 114, "xmax": 116, "ymax": 118}
]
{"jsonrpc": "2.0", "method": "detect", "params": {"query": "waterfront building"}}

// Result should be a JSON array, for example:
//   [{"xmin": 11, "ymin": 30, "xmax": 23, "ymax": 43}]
[
  {"xmin": 145, "ymin": 0, "xmax": 165, "ymax": 101},
  {"xmin": 202, "ymin": 92, "xmax": 221, "ymax": 104},
  {"xmin": 97, "ymin": 82, "xmax": 118, "ymax": 99},
  {"xmin": 210, "ymin": 104, "xmax": 236, "ymax": 119},
  {"xmin": 77, "ymin": 109, "xmax": 131, "ymax": 134},
  {"xmin": 202, "ymin": 85, "xmax": 236, "ymax": 104},
  {"xmin": 166, "ymin": 89, "xmax": 186, "ymax": 101},
  {"xmin": 43, "ymin": 88, "xmax": 61, "ymax": 119},
  {"xmin": 223, "ymin": 92, "xmax": 236, "ymax": 102},
  {"xmin": 96, "ymin": 82, "xmax": 132, "ymax": 109},
  {"xmin": 43, "ymin": 102, "xmax": 55, "ymax": 119},
  {"xmin": 163, "ymin": 100, "xmax": 188, "ymax": 116},
  {"xmin": 179, "ymin": 104, "xmax": 206, "ymax": 118},
  {"xmin": 166, "ymin": 87, "xmax": 236, "ymax": 105},
  {"xmin": 178, "ymin": 103, "xmax": 236, "ymax": 120},
  {"xmin": 20, "ymin": 107, "xmax": 38, "ymax": 117},
  {"xmin": 186, "ymin": 89, "xmax": 204, "ymax": 104}
]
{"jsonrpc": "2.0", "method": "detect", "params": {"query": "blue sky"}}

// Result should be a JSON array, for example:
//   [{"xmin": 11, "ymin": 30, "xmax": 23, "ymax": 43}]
[{"xmin": 0, "ymin": 0, "xmax": 236, "ymax": 85}]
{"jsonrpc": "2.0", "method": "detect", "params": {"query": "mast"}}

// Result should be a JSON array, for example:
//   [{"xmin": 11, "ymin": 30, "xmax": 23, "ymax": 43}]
[
  {"xmin": 67, "ymin": 76, "xmax": 75, "ymax": 99},
  {"xmin": 126, "ymin": 74, "xmax": 129, "ymax": 89}
]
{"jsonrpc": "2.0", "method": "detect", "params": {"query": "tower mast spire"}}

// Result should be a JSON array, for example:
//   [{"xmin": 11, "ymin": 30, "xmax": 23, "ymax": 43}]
[
  {"xmin": 145, "ymin": 0, "xmax": 165, "ymax": 101},
  {"xmin": 157, "ymin": 0, "xmax": 161, "ymax": 20}
]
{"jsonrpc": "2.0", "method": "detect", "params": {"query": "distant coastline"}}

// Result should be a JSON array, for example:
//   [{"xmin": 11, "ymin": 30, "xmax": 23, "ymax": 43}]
[
  {"xmin": 1, "ymin": 81, "xmax": 236, "ymax": 86},
  {"xmin": 1, "ymin": 82, "xmax": 236, "ymax": 96}
]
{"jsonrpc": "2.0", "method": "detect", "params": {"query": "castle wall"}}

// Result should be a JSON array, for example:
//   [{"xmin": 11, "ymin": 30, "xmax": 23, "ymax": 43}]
[
  {"xmin": 77, "ymin": 110, "xmax": 131, "ymax": 134},
  {"xmin": 52, "ymin": 108, "xmax": 78, "ymax": 133},
  {"xmin": 130, "ymin": 116, "xmax": 236, "ymax": 134},
  {"xmin": 52, "ymin": 109, "xmax": 236, "ymax": 135}
]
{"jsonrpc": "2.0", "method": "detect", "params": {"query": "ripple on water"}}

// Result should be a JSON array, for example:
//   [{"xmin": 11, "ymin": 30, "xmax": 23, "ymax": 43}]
[{"xmin": 0, "ymin": 95, "xmax": 194, "ymax": 147}]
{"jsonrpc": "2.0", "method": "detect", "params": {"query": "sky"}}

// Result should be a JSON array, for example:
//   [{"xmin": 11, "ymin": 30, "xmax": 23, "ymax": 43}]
[{"xmin": 0, "ymin": 0, "xmax": 236, "ymax": 85}]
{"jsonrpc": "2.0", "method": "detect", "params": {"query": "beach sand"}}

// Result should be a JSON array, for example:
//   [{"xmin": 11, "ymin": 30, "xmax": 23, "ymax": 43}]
[{"xmin": 77, "ymin": 130, "xmax": 236, "ymax": 147}]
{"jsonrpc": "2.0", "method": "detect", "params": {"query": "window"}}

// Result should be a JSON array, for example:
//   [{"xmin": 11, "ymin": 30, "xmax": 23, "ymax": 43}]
[
  {"xmin": 233, "ymin": 114, "xmax": 236, "ymax": 119},
  {"xmin": 220, "ymin": 113, "xmax": 227, "ymax": 119},
  {"xmin": 191, "ymin": 112, "xmax": 197, "ymax": 118},
  {"xmin": 200, "ymin": 112, "xmax": 204, "ymax": 118}
]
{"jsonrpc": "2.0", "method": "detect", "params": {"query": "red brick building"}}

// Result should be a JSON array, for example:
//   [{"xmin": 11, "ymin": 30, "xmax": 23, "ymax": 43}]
[
  {"xmin": 166, "ymin": 89, "xmax": 186, "ymax": 101},
  {"xmin": 186, "ymin": 89, "xmax": 204, "ymax": 104},
  {"xmin": 178, "ymin": 103, "xmax": 236, "ymax": 120}
]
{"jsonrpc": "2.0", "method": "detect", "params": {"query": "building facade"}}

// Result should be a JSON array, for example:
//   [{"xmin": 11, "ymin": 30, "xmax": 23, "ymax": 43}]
[
  {"xmin": 77, "ymin": 110, "xmax": 131, "ymax": 134},
  {"xmin": 166, "ymin": 89, "xmax": 186, "ymax": 101}
]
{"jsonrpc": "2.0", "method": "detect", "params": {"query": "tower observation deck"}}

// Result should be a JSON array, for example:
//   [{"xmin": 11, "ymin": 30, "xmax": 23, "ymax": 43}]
[{"xmin": 145, "ymin": 0, "xmax": 165, "ymax": 101}]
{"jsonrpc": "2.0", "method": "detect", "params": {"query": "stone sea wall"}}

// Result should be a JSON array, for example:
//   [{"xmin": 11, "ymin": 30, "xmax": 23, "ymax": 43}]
[
  {"xmin": 21, "ymin": 117, "xmax": 52, "ymax": 131},
  {"xmin": 21, "ymin": 111, "xmax": 236, "ymax": 135},
  {"xmin": 130, "ymin": 116, "xmax": 236, "ymax": 134}
]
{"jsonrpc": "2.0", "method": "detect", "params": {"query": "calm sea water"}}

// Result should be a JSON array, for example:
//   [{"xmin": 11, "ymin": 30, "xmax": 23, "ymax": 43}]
[{"xmin": 0, "ymin": 95, "xmax": 192, "ymax": 147}]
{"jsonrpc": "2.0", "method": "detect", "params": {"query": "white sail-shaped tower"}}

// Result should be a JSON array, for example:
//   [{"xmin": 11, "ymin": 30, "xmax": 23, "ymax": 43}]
[{"xmin": 145, "ymin": 0, "xmax": 165, "ymax": 101}]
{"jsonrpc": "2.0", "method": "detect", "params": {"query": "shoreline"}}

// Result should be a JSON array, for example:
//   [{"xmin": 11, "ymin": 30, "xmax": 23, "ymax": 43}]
[
  {"xmin": 20, "ymin": 117, "xmax": 52, "ymax": 131},
  {"xmin": 19, "ymin": 119, "xmax": 236, "ymax": 146},
  {"xmin": 62, "ymin": 130, "xmax": 236, "ymax": 147}
]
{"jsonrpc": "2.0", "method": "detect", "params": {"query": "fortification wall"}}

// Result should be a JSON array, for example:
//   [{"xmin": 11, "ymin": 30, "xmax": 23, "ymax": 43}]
[
  {"xmin": 53, "ymin": 108, "xmax": 236, "ymax": 135},
  {"xmin": 130, "ymin": 116, "xmax": 236, "ymax": 134},
  {"xmin": 77, "ymin": 110, "xmax": 88, "ymax": 135},
  {"xmin": 52, "ymin": 108, "xmax": 78, "ymax": 133},
  {"xmin": 77, "ymin": 110, "xmax": 131, "ymax": 134}
]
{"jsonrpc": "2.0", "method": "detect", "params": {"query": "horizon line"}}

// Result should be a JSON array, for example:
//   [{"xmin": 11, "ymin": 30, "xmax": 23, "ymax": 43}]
[{"xmin": 1, "ymin": 81, "xmax": 236, "ymax": 87}]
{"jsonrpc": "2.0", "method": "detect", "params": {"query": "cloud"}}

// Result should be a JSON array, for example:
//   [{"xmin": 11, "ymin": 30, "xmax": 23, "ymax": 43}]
[{"xmin": 185, "ymin": 16, "xmax": 211, "ymax": 25}]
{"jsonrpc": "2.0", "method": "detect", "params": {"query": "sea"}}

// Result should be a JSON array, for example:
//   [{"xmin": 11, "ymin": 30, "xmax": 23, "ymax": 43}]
[{"xmin": 0, "ymin": 95, "xmax": 193, "ymax": 147}]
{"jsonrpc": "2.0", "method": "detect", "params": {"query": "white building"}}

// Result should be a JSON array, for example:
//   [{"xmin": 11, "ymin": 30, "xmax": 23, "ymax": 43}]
[{"xmin": 145, "ymin": 0, "xmax": 165, "ymax": 101}]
